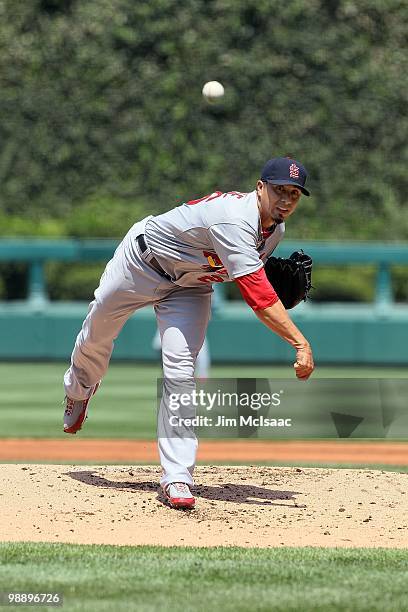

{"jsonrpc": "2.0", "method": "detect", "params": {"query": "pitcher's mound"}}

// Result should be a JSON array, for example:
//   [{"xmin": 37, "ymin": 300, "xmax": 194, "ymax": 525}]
[{"xmin": 1, "ymin": 465, "xmax": 407, "ymax": 548}]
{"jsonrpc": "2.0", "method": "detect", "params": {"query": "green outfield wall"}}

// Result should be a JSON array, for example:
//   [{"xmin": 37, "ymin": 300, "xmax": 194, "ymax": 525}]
[
  {"xmin": 0, "ymin": 302, "xmax": 407, "ymax": 364},
  {"xmin": 0, "ymin": 239, "xmax": 408, "ymax": 364}
]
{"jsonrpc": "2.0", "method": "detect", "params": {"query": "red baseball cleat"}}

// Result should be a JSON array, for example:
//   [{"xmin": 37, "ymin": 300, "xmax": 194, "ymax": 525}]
[
  {"xmin": 63, "ymin": 382, "xmax": 100, "ymax": 434},
  {"xmin": 163, "ymin": 482, "xmax": 195, "ymax": 509}
]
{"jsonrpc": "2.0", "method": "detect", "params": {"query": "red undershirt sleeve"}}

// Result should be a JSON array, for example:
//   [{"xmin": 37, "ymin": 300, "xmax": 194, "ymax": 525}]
[{"xmin": 235, "ymin": 267, "xmax": 279, "ymax": 311}]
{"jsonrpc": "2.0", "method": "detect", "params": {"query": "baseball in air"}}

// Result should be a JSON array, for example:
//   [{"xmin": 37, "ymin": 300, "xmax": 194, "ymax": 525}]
[{"xmin": 202, "ymin": 81, "xmax": 225, "ymax": 103}]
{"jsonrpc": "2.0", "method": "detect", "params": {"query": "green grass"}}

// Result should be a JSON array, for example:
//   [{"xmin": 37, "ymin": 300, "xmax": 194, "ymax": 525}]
[
  {"xmin": 0, "ymin": 363, "xmax": 407, "ymax": 439},
  {"xmin": 0, "ymin": 543, "xmax": 407, "ymax": 612},
  {"xmin": 0, "ymin": 363, "xmax": 159, "ymax": 438}
]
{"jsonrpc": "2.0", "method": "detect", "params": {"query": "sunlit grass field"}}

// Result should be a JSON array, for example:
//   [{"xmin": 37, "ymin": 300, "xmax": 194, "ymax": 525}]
[
  {"xmin": 0, "ymin": 543, "xmax": 407, "ymax": 612},
  {"xmin": 0, "ymin": 362, "xmax": 407, "ymax": 439},
  {"xmin": 1, "ymin": 362, "xmax": 407, "ymax": 472}
]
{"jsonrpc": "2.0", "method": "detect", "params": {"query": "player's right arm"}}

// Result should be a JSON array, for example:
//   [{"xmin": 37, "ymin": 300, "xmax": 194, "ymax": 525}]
[
  {"xmin": 255, "ymin": 302, "xmax": 314, "ymax": 380},
  {"xmin": 235, "ymin": 268, "xmax": 314, "ymax": 380},
  {"xmin": 207, "ymin": 218, "xmax": 314, "ymax": 379}
]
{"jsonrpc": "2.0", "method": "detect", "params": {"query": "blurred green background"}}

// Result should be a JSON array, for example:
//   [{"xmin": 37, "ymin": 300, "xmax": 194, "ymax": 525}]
[
  {"xmin": 0, "ymin": 0, "xmax": 407, "ymax": 301},
  {"xmin": 0, "ymin": 0, "xmax": 407, "ymax": 346},
  {"xmin": 1, "ymin": 0, "xmax": 407, "ymax": 239}
]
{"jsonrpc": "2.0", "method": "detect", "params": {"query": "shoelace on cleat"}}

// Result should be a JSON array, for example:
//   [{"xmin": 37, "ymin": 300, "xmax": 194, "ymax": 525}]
[
  {"xmin": 172, "ymin": 483, "xmax": 190, "ymax": 494},
  {"xmin": 64, "ymin": 397, "xmax": 75, "ymax": 416}
]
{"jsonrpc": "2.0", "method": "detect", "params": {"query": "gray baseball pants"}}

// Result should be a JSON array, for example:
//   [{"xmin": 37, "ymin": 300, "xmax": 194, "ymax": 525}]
[{"xmin": 64, "ymin": 218, "xmax": 212, "ymax": 488}]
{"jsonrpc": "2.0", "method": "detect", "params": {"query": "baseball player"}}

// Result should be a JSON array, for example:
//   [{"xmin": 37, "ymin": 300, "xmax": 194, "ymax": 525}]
[{"xmin": 63, "ymin": 156, "xmax": 314, "ymax": 509}]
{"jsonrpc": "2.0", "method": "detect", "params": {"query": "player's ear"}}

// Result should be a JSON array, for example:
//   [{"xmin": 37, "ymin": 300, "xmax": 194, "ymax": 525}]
[{"xmin": 256, "ymin": 179, "xmax": 265, "ymax": 196}]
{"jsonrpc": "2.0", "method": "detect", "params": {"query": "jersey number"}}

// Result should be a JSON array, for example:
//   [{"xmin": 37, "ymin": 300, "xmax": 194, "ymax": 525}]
[{"xmin": 186, "ymin": 191, "xmax": 245, "ymax": 205}]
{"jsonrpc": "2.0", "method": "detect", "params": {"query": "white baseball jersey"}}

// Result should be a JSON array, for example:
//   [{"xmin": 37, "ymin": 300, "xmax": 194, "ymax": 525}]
[
  {"xmin": 65, "ymin": 189, "xmax": 286, "ymax": 490},
  {"xmin": 144, "ymin": 190, "xmax": 285, "ymax": 287}
]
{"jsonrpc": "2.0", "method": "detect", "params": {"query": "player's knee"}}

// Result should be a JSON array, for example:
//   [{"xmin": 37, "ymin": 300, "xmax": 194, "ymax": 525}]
[{"xmin": 162, "ymin": 353, "xmax": 195, "ymax": 379}]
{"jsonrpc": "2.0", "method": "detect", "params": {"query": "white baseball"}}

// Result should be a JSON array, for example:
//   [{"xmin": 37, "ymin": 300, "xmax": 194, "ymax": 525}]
[{"xmin": 202, "ymin": 81, "xmax": 225, "ymax": 102}]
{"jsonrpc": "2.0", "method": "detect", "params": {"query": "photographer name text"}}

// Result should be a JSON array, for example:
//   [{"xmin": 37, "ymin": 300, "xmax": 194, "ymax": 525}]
[{"xmin": 169, "ymin": 415, "xmax": 292, "ymax": 427}]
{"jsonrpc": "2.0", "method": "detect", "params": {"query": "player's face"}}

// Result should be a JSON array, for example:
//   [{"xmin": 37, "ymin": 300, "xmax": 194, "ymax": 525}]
[{"xmin": 257, "ymin": 181, "xmax": 301, "ymax": 227}]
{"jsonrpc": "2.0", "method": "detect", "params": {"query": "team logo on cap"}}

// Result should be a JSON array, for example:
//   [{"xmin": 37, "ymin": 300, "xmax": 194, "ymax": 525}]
[{"xmin": 289, "ymin": 163, "xmax": 300, "ymax": 178}]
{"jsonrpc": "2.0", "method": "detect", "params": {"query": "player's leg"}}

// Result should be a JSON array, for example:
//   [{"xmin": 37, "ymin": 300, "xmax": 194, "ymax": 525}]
[
  {"xmin": 63, "ymin": 266, "xmax": 144, "ymax": 432},
  {"xmin": 152, "ymin": 326, "xmax": 210, "ymax": 379},
  {"xmin": 64, "ymin": 252, "xmax": 140, "ymax": 400},
  {"xmin": 195, "ymin": 337, "xmax": 210, "ymax": 379},
  {"xmin": 62, "ymin": 229, "xmax": 171, "ymax": 433},
  {"xmin": 63, "ymin": 227, "xmax": 163, "ymax": 401},
  {"xmin": 155, "ymin": 286, "xmax": 212, "ymax": 491}
]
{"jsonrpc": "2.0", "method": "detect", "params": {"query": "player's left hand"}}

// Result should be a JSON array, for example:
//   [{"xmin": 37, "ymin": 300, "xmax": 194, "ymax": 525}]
[{"xmin": 294, "ymin": 344, "xmax": 314, "ymax": 380}]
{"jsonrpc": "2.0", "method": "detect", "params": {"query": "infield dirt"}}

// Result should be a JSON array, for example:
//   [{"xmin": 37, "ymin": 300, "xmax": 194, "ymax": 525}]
[{"xmin": 1, "ymin": 464, "xmax": 407, "ymax": 548}]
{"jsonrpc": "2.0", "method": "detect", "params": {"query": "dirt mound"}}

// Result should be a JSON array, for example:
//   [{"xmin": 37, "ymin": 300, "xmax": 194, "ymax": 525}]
[{"xmin": 1, "ymin": 465, "xmax": 407, "ymax": 548}]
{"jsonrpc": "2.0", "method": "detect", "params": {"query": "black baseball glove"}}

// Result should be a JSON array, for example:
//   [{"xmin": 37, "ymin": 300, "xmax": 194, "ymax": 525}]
[{"xmin": 264, "ymin": 250, "xmax": 313, "ymax": 309}]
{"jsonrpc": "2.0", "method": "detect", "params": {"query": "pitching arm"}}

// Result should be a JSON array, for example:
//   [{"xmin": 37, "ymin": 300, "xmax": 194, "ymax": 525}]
[
  {"xmin": 255, "ymin": 302, "xmax": 314, "ymax": 380},
  {"xmin": 235, "ymin": 268, "xmax": 314, "ymax": 380}
]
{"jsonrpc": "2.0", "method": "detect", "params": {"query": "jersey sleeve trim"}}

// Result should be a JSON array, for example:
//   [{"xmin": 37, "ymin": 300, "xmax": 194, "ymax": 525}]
[{"xmin": 235, "ymin": 267, "xmax": 279, "ymax": 311}]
